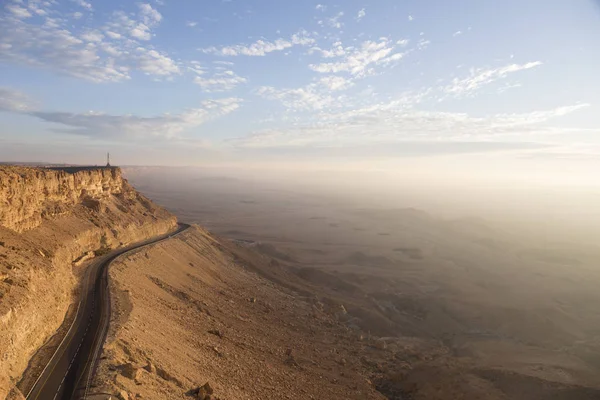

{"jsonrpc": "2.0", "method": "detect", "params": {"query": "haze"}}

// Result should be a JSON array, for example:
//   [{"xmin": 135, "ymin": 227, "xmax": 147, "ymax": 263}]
[{"xmin": 121, "ymin": 165, "xmax": 600, "ymax": 398}]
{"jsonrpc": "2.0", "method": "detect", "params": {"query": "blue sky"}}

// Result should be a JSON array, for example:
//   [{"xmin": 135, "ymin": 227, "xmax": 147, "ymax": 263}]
[{"xmin": 0, "ymin": 0, "xmax": 599, "ymax": 181}]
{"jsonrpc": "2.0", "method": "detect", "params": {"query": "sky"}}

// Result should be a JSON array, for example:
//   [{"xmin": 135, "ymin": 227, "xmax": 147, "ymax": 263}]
[{"xmin": 1, "ymin": 0, "xmax": 600, "ymax": 186}]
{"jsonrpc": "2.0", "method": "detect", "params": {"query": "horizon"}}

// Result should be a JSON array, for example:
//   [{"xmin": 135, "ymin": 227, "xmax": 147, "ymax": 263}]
[{"xmin": 1, "ymin": 0, "xmax": 599, "ymax": 188}]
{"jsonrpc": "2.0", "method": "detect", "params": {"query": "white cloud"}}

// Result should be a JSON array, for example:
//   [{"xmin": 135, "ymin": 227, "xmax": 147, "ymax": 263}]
[
  {"xmin": 6, "ymin": 4, "xmax": 32, "ymax": 19},
  {"xmin": 200, "ymin": 31, "xmax": 315, "ymax": 57},
  {"xmin": 310, "ymin": 42, "xmax": 346, "ymax": 58},
  {"xmin": 327, "ymin": 12, "xmax": 344, "ymax": 29},
  {"xmin": 453, "ymin": 31, "xmax": 462, "ymax": 37},
  {"xmin": 72, "ymin": 11, "xmax": 83, "ymax": 19},
  {"xmin": 408, "ymin": 15, "xmax": 414, "ymax": 21},
  {"xmin": 130, "ymin": 23, "xmax": 151, "ymax": 40},
  {"xmin": 357, "ymin": 8, "xmax": 366, "ymax": 21},
  {"xmin": 316, "ymin": 4, "xmax": 326, "ymax": 11},
  {"xmin": 444, "ymin": 61, "xmax": 543, "ymax": 97},
  {"xmin": 71, "ymin": 0, "xmax": 92, "ymax": 10},
  {"xmin": 257, "ymin": 73, "xmax": 357, "ymax": 111},
  {"xmin": 136, "ymin": 48, "xmax": 180, "ymax": 76},
  {"xmin": 417, "ymin": 38, "xmax": 431, "ymax": 50},
  {"xmin": 26, "ymin": 1, "xmax": 50, "ymax": 17},
  {"xmin": 80, "ymin": 30, "xmax": 104, "ymax": 43},
  {"xmin": 0, "ymin": 12, "xmax": 180, "ymax": 82},
  {"xmin": 186, "ymin": 21, "xmax": 198, "ymax": 27},
  {"xmin": 257, "ymin": 85, "xmax": 339, "ymax": 111},
  {"xmin": 139, "ymin": 3, "xmax": 162, "ymax": 24},
  {"xmin": 309, "ymin": 39, "xmax": 405, "ymax": 77},
  {"xmin": 105, "ymin": 31, "xmax": 121, "ymax": 39},
  {"xmin": 233, "ymin": 103, "xmax": 590, "ymax": 149},
  {"xmin": 319, "ymin": 76, "xmax": 353, "ymax": 91},
  {"xmin": 108, "ymin": 7, "xmax": 162, "ymax": 42},
  {"xmin": 193, "ymin": 70, "xmax": 247, "ymax": 92},
  {"xmin": 487, "ymin": 104, "xmax": 590, "ymax": 129}
]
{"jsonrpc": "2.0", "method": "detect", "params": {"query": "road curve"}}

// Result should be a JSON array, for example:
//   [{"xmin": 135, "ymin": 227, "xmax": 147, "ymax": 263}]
[{"xmin": 25, "ymin": 223, "xmax": 190, "ymax": 400}]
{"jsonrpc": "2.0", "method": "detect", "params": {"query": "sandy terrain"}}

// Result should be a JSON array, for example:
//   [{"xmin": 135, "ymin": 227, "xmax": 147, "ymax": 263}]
[{"xmin": 93, "ymin": 225, "xmax": 386, "ymax": 399}]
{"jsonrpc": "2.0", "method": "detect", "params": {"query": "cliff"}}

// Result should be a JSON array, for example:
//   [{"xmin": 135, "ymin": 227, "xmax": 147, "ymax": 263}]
[
  {"xmin": 0, "ymin": 166, "xmax": 177, "ymax": 398},
  {"xmin": 0, "ymin": 166, "xmax": 124, "ymax": 232}
]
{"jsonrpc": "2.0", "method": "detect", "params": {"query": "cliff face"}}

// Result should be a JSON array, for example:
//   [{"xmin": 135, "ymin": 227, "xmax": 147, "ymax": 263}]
[
  {"xmin": 0, "ymin": 166, "xmax": 177, "ymax": 398},
  {"xmin": 0, "ymin": 167, "xmax": 124, "ymax": 232}
]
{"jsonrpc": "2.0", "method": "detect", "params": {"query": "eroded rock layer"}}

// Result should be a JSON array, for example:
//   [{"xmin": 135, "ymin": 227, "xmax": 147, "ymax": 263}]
[{"xmin": 0, "ymin": 166, "xmax": 177, "ymax": 398}]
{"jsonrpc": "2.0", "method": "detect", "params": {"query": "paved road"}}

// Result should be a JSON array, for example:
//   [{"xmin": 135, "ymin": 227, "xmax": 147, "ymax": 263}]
[{"xmin": 26, "ymin": 223, "xmax": 190, "ymax": 400}]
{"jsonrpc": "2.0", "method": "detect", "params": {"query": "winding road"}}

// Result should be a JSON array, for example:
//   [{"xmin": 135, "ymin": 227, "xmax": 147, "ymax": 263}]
[{"xmin": 25, "ymin": 223, "xmax": 190, "ymax": 400}]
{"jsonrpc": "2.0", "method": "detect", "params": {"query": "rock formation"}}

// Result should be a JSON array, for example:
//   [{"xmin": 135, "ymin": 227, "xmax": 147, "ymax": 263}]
[
  {"xmin": 0, "ymin": 166, "xmax": 177, "ymax": 398},
  {"xmin": 0, "ymin": 166, "xmax": 124, "ymax": 232}
]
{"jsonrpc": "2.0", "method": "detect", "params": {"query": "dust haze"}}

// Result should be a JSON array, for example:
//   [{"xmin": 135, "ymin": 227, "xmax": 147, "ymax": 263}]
[{"xmin": 123, "ymin": 166, "xmax": 600, "ymax": 399}]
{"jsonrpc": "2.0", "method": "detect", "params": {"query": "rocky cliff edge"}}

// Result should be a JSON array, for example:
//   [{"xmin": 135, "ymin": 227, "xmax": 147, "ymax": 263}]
[{"xmin": 0, "ymin": 166, "xmax": 177, "ymax": 398}]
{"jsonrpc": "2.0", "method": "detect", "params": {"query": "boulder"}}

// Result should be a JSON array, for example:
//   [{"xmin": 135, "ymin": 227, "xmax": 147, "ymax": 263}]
[
  {"xmin": 191, "ymin": 382, "xmax": 214, "ymax": 400},
  {"xmin": 121, "ymin": 363, "xmax": 141, "ymax": 380},
  {"xmin": 117, "ymin": 390, "xmax": 130, "ymax": 400}
]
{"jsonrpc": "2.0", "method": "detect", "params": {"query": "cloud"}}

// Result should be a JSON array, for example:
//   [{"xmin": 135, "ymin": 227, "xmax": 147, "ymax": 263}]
[
  {"xmin": 200, "ymin": 31, "xmax": 315, "ymax": 56},
  {"xmin": 232, "ymin": 103, "xmax": 590, "ymax": 149},
  {"xmin": 8, "ymin": 96, "xmax": 242, "ymax": 139},
  {"xmin": 6, "ymin": 4, "xmax": 32, "ymax": 19},
  {"xmin": 357, "ymin": 8, "xmax": 366, "ymax": 21},
  {"xmin": 0, "ymin": 10, "xmax": 179, "ymax": 82},
  {"xmin": 80, "ymin": 30, "xmax": 104, "ymax": 43},
  {"xmin": 25, "ymin": 1, "xmax": 50, "ymax": 17},
  {"xmin": 316, "ymin": 4, "xmax": 326, "ymax": 11},
  {"xmin": 72, "ymin": 11, "xmax": 83, "ymax": 19},
  {"xmin": 326, "ymin": 12, "xmax": 344, "ymax": 29},
  {"xmin": 256, "ymin": 73, "xmax": 357, "ymax": 112},
  {"xmin": 0, "ymin": 16, "xmax": 126, "ymax": 82},
  {"xmin": 453, "ymin": 31, "xmax": 462, "ymax": 37},
  {"xmin": 309, "ymin": 39, "xmax": 406, "ymax": 77},
  {"xmin": 71, "ymin": 0, "xmax": 92, "ymax": 10},
  {"xmin": 193, "ymin": 70, "xmax": 247, "ymax": 92},
  {"xmin": 0, "ymin": 87, "xmax": 35, "ymax": 112},
  {"xmin": 417, "ymin": 38, "xmax": 430, "ymax": 50},
  {"xmin": 487, "ymin": 104, "xmax": 590, "ymax": 129},
  {"xmin": 444, "ymin": 61, "xmax": 543, "ymax": 97},
  {"xmin": 130, "ymin": 23, "xmax": 152, "ymax": 40},
  {"xmin": 408, "ymin": 15, "xmax": 414, "ymax": 21},
  {"xmin": 139, "ymin": 3, "xmax": 162, "ymax": 24},
  {"xmin": 107, "ymin": 8, "xmax": 162, "ymax": 42},
  {"xmin": 186, "ymin": 21, "xmax": 198, "ymax": 27},
  {"xmin": 256, "ymin": 86, "xmax": 339, "ymax": 111},
  {"xmin": 105, "ymin": 31, "xmax": 121, "ymax": 39},
  {"xmin": 309, "ymin": 42, "xmax": 346, "ymax": 58},
  {"xmin": 136, "ymin": 48, "xmax": 181, "ymax": 76},
  {"xmin": 319, "ymin": 76, "xmax": 353, "ymax": 91}
]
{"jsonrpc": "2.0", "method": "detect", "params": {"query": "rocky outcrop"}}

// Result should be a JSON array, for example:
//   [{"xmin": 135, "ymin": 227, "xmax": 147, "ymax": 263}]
[
  {"xmin": 0, "ymin": 166, "xmax": 177, "ymax": 398},
  {"xmin": 0, "ymin": 166, "xmax": 123, "ymax": 232}
]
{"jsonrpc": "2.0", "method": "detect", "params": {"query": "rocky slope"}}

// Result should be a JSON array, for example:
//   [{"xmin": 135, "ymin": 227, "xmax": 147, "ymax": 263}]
[
  {"xmin": 0, "ymin": 166, "xmax": 177, "ymax": 399},
  {"xmin": 93, "ymin": 226, "xmax": 387, "ymax": 399}
]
